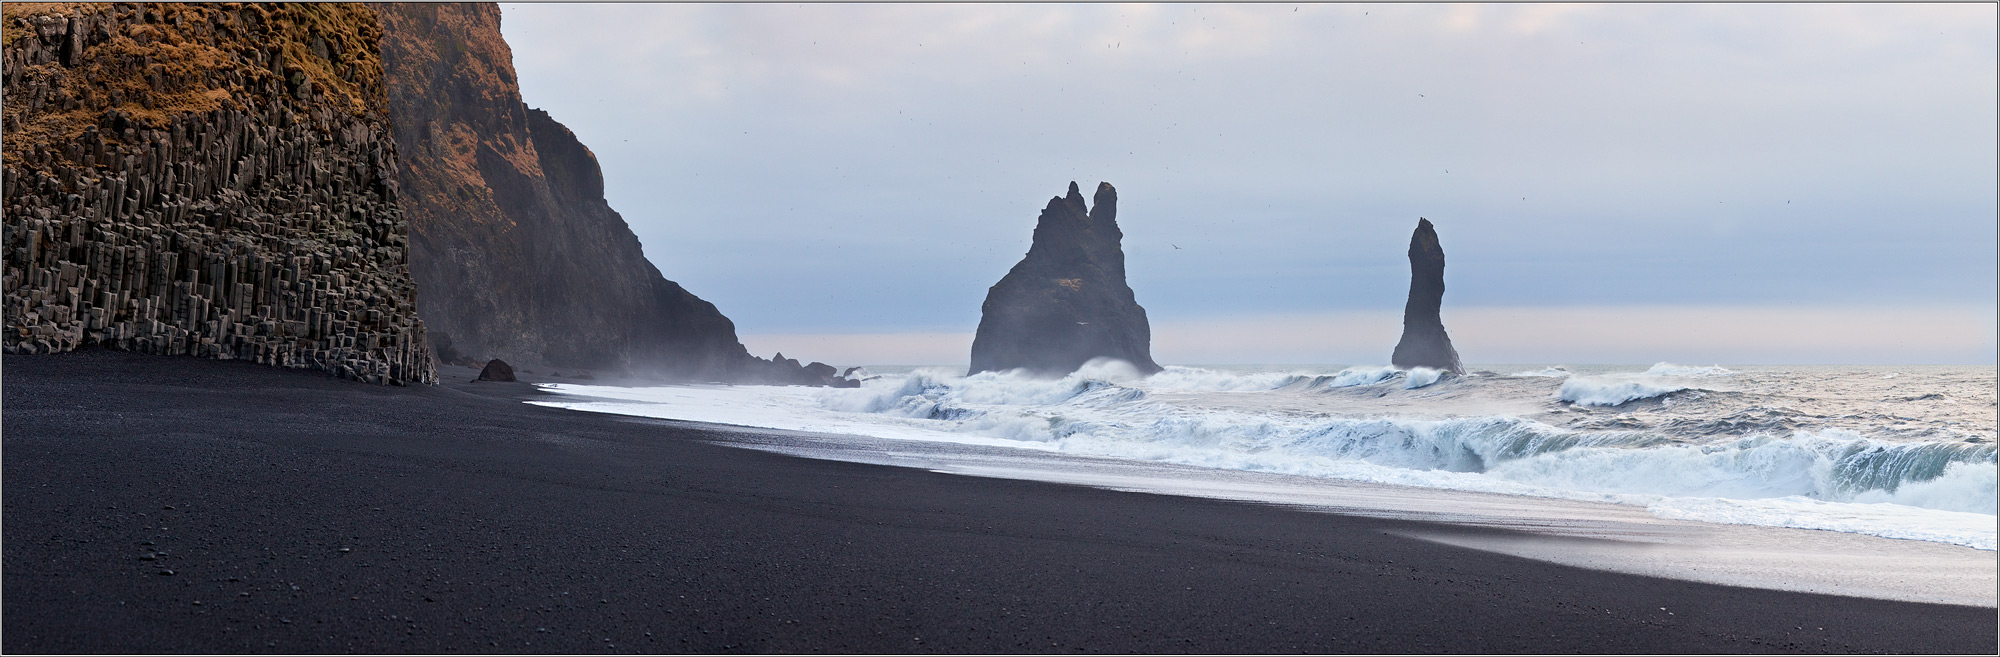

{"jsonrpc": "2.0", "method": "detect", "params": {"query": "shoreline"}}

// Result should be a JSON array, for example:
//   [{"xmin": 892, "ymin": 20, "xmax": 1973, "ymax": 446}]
[
  {"xmin": 527, "ymin": 369, "xmax": 1999, "ymax": 557},
  {"xmin": 6, "ymin": 350, "xmax": 1996, "ymax": 653},
  {"xmin": 531, "ymin": 399, "xmax": 2000, "ymax": 608}
]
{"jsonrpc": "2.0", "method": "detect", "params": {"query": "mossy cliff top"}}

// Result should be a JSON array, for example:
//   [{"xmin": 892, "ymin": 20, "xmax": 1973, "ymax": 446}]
[{"xmin": 3, "ymin": 2, "xmax": 387, "ymax": 165}]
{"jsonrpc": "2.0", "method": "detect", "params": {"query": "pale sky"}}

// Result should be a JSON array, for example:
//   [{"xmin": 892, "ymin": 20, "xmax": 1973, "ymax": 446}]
[{"xmin": 497, "ymin": 2, "xmax": 1996, "ymax": 365}]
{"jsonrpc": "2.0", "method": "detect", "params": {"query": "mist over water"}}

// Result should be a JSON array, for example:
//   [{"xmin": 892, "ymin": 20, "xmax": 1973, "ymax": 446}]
[{"xmin": 537, "ymin": 361, "xmax": 1997, "ymax": 550}]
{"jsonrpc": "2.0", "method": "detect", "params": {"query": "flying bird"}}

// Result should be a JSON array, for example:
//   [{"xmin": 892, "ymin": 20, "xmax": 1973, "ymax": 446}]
[{"xmin": 1171, "ymin": 244, "xmax": 1182, "ymax": 250}]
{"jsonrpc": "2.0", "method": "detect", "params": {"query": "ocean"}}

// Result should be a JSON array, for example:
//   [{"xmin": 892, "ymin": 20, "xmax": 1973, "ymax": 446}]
[{"xmin": 530, "ymin": 362, "xmax": 1997, "ymax": 552}]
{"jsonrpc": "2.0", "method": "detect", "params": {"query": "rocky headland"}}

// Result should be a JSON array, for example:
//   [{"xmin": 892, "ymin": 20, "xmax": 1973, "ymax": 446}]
[
  {"xmin": 1, "ymin": 2, "xmax": 436, "ymax": 384},
  {"xmin": 1389, "ymin": 217, "xmax": 1464, "ymax": 374},
  {"xmin": 969, "ymin": 181, "xmax": 1161, "ymax": 377},
  {"xmin": 2, "ymin": 2, "xmax": 853, "ymax": 387},
  {"xmin": 377, "ymin": 3, "xmax": 851, "ymax": 386}
]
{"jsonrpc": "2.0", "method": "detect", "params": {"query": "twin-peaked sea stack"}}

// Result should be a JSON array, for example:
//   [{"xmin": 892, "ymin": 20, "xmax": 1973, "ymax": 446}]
[
  {"xmin": 970, "ymin": 182, "xmax": 1162, "ymax": 377},
  {"xmin": 1390, "ymin": 218, "xmax": 1465, "ymax": 374}
]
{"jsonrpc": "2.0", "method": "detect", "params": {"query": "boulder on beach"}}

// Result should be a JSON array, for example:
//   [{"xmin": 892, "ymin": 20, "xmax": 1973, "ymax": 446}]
[
  {"xmin": 1390, "ymin": 218, "xmax": 1465, "ymax": 375},
  {"xmin": 475, "ymin": 359, "xmax": 518, "ymax": 382},
  {"xmin": 969, "ymin": 182, "xmax": 1162, "ymax": 377}
]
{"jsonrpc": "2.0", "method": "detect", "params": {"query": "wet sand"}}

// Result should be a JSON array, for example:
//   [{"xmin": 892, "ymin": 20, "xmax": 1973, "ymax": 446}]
[{"xmin": 4, "ymin": 350, "xmax": 1994, "ymax": 653}]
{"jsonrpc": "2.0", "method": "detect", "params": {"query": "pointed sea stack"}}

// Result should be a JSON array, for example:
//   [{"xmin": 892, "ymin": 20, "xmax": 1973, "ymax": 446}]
[
  {"xmin": 1390, "ymin": 218, "xmax": 1466, "ymax": 374},
  {"xmin": 969, "ymin": 182, "xmax": 1162, "ymax": 377}
]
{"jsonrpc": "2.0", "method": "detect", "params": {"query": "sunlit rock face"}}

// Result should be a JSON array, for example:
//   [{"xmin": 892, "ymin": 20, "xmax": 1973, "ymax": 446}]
[
  {"xmin": 970, "ymin": 181, "xmax": 1161, "ymax": 377},
  {"xmin": 1390, "ymin": 217, "xmax": 1464, "ymax": 375}
]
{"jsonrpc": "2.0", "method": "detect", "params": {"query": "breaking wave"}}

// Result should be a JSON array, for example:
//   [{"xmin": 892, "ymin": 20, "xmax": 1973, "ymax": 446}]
[
  {"xmin": 1560, "ymin": 377, "xmax": 1700, "ymax": 406},
  {"xmin": 1644, "ymin": 362, "xmax": 1736, "ymax": 377},
  {"xmin": 1558, "ymin": 363, "xmax": 1733, "ymax": 406},
  {"xmin": 536, "ymin": 362, "xmax": 1998, "ymax": 550},
  {"xmin": 818, "ymin": 367, "xmax": 1994, "ymax": 520},
  {"xmin": 1404, "ymin": 367, "xmax": 1444, "ymax": 389},
  {"xmin": 1302, "ymin": 365, "xmax": 1402, "ymax": 389}
]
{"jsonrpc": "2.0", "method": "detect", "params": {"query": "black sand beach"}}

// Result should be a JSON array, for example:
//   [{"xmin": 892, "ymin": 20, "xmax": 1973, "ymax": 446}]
[{"xmin": 4, "ymin": 351, "xmax": 1995, "ymax": 654}]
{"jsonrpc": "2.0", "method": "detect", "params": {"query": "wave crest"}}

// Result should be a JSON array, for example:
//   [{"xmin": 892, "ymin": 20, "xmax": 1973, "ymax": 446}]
[
  {"xmin": 1645, "ymin": 362, "xmax": 1736, "ymax": 377},
  {"xmin": 828, "ymin": 371, "xmax": 1996, "ymax": 520},
  {"xmin": 1404, "ymin": 367, "xmax": 1444, "ymax": 389},
  {"xmin": 1560, "ymin": 377, "xmax": 1699, "ymax": 406},
  {"xmin": 537, "ymin": 364, "xmax": 1998, "ymax": 550},
  {"xmin": 1304, "ymin": 366, "xmax": 1401, "ymax": 389}
]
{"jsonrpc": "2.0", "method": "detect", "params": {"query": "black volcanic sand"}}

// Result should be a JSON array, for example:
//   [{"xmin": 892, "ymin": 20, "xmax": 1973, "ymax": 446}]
[{"xmin": 5, "ymin": 351, "xmax": 1994, "ymax": 654}]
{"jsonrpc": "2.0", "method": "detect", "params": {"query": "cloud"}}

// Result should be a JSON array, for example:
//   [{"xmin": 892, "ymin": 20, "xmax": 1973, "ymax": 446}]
[{"xmin": 498, "ymin": 3, "xmax": 1995, "ymax": 351}]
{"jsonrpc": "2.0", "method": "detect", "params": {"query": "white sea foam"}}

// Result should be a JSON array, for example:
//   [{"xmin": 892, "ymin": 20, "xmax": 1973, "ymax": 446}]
[
  {"xmin": 1312, "ymin": 365, "xmax": 1401, "ymax": 388},
  {"xmin": 1644, "ymin": 362, "xmax": 1736, "ymax": 377},
  {"xmin": 1847, "ymin": 460, "xmax": 1998, "ymax": 514},
  {"xmin": 1559, "ymin": 377, "xmax": 1696, "ymax": 406},
  {"xmin": 533, "ymin": 364, "xmax": 1998, "ymax": 551},
  {"xmin": 1143, "ymin": 365, "xmax": 1319, "ymax": 392},
  {"xmin": 1511, "ymin": 367, "xmax": 1572, "ymax": 378},
  {"xmin": 1649, "ymin": 497, "xmax": 1996, "ymax": 550},
  {"xmin": 1557, "ymin": 362, "xmax": 1733, "ymax": 406},
  {"xmin": 1404, "ymin": 367, "xmax": 1443, "ymax": 389}
]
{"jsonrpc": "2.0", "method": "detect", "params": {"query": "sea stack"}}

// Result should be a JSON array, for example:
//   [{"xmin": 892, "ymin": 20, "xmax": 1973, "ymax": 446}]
[
  {"xmin": 969, "ymin": 182, "xmax": 1162, "ymax": 377},
  {"xmin": 1390, "ymin": 218, "xmax": 1465, "ymax": 374}
]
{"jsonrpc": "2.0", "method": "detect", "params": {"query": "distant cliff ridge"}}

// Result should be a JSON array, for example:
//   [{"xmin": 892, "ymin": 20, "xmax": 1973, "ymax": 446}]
[
  {"xmin": 970, "ymin": 181, "xmax": 1161, "ymax": 377},
  {"xmin": 1, "ymin": 3, "xmax": 436, "ymax": 384},
  {"xmin": 377, "ymin": 3, "xmax": 849, "ymax": 385},
  {"xmin": 1390, "ymin": 217, "xmax": 1464, "ymax": 375}
]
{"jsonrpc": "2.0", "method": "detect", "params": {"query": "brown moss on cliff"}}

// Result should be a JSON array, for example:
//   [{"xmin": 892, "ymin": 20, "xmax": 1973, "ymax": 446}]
[
  {"xmin": 3, "ymin": 3, "xmax": 435, "ymax": 384},
  {"xmin": 2, "ymin": 2, "xmax": 386, "ymax": 164},
  {"xmin": 371, "ymin": 2, "xmax": 539, "ymax": 229}
]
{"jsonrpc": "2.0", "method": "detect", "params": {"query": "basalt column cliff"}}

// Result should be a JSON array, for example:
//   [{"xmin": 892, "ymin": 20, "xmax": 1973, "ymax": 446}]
[
  {"xmin": 1389, "ymin": 217, "xmax": 1464, "ymax": 374},
  {"xmin": 1, "ymin": 3, "xmax": 436, "ymax": 384},
  {"xmin": 376, "ymin": 3, "xmax": 840, "ymax": 384},
  {"xmin": 970, "ymin": 182, "xmax": 1161, "ymax": 377}
]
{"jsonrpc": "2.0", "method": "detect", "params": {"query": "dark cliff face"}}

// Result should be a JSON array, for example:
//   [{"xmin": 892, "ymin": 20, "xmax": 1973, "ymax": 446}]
[
  {"xmin": 969, "ymin": 182, "xmax": 1161, "ymax": 377},
  {"xmin": 1390, "ymin": 218, "xmax": 1464, "ymax": 375},
  {"xmin": 375, "ymin": 3, "xmax": 851, "ymax": 385},
  {"xmin": 521, "ymin": 109, "xmax": 754, "ymax": 376},
  {"xmin": 1, "ymin": 2, "xmax": 435, "ymax": 384},
  {"xmin": 375, "ymin": 4, "xmax": 749, "ymax": 380}
]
